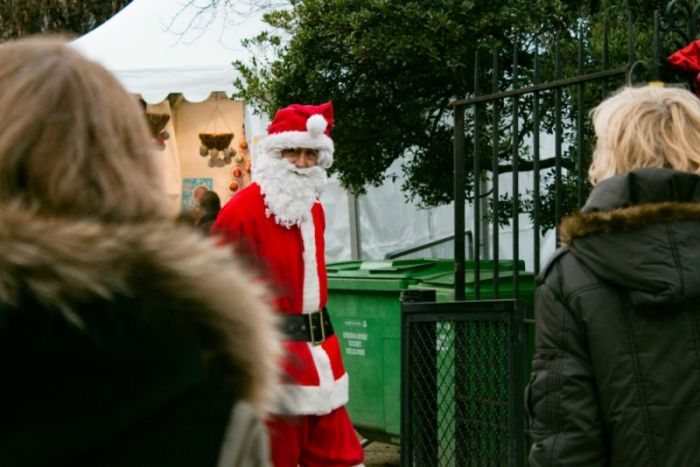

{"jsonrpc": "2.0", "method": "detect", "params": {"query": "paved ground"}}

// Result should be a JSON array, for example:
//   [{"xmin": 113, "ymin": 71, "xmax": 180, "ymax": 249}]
[{"xmin": 364, "ymin": 442, "xmax": 400, "ymax": 467}]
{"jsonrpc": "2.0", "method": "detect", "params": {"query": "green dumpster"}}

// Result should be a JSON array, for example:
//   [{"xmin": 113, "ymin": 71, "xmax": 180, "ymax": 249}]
[
  {"xmin": 410, "ymin": 268, "xmax": 533, "ymax": 303},
  {"xmin": 326, "ymin": 259, "xmax": 534, "ymax": 445},
  {"xmin": 327, "ymin": 259, "xmax": 451, "ymax": 444}
]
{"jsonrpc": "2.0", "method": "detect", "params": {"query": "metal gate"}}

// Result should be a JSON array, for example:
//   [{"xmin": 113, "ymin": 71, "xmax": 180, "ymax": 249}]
[
  {"xmin": 401, "ymin": 1, "xmax": 700, "ymax": 466},
  {"xmin": 452, "ymin": 0, "xmax": 700, "ymax": 296},
  {"xmin": 401, "ymin": 299, "xmax": 525, "ymax": 467}
]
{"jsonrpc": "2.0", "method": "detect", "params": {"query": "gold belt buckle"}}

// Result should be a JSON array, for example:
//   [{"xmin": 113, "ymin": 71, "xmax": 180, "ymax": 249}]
[{"xmin": 308, "ymin": 309, "xmax": 326, "ymax": 346}]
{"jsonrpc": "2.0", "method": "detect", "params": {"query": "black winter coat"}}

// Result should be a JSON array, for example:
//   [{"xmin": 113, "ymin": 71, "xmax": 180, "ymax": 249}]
[
  {"xmin": 527, "ymin": 168, "xmax": 700, "ymax": 467},
  {"xmin": 0, "ymin": 205, "xmax": 278, "ymax": 467}
]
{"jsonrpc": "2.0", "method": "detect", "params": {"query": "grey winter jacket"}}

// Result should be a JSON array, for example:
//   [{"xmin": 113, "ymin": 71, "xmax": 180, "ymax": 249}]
[{"xmin": 526, "ymin": 168, "xmax": 700, "ymax": 466}]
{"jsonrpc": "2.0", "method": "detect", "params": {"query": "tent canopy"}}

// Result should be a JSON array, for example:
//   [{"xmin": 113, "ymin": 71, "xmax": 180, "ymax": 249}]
[{"xmin": 72, "ymin": 0, "xmax": 267, "ymax": 103}]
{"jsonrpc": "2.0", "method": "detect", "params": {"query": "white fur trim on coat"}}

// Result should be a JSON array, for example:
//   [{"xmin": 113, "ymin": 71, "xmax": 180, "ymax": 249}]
[
  {"xmin": 273, "ymin": 210, "xmax": 349, "ymax": 416},
  {"xmin": 263, "ymin": 131, "xmax": 334, "ymax": 169},
  {"xmin": 277, "ymin": 372, "xmax": 349, "ymax": 416},
  {"xmin": 300, "ymin": 213, "xmax": 320, "ymax": 313}
]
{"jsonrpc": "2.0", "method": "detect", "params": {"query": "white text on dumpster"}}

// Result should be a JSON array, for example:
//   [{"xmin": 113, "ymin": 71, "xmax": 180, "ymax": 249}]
[{"xmin": 342, "ymin": 331, "xmax": 367, "ymax": 357}]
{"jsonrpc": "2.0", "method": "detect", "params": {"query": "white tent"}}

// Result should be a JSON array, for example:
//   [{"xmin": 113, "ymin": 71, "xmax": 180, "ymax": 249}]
[
  {"xmin": 73, "ymin": 0, "xmax": 267, "ymax": 214},
  {"xmin": 72, "ymin": 0, "xmax": 265, "ymax": 103}
]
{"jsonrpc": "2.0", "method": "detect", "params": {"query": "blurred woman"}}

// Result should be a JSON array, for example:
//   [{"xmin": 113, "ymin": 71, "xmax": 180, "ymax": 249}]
[
  {"xmin": 196, "ymin": 189, "xmax": 222, "ymax": 235},
  {"xmin": 0, "ymin": 37, "xmax": 279, "ymax": 467},
  {"xmin": 527, "ymin": 84, "xmax": 700, "ymax": 466}
]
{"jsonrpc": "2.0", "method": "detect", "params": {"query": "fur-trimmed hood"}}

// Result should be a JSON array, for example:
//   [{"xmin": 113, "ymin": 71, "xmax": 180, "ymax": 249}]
[
  {"xmin": 558, "ymin": 168, "xmax": 700, "ymax": 307},
  {"xmin": 0, "ymin": 203, "xmax": 280, "ymax": 417}
]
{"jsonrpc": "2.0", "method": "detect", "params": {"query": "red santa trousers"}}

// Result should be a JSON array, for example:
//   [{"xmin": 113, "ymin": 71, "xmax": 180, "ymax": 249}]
[{"xmin": 267, "ymin": 406, "xmax": 364, "ymax": 467}]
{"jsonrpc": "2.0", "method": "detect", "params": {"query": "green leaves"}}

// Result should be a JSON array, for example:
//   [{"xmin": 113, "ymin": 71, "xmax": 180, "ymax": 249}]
[
  {"xmin": 0, "ymin": 0, "xmax": 130, "ymax": 40},
  {"xmin": 235, "ymin": 0, "xmax": 519, "ymax": 194},
  {"xmin": 232, "ymin": 0, "xmax": 668, "ymax": 227}
]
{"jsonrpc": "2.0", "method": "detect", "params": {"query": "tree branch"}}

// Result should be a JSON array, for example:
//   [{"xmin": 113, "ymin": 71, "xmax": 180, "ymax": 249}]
[
  {"xmin": 463, "ymin": 155, "xmax": 576, "ymax": 173},
  {"xmin": 497, "ymin": 156, "xmax": 575, "ymax": 173},
  {"xmin": 163, "ymin": 0, "xmax": 286, "ymax": 44}
]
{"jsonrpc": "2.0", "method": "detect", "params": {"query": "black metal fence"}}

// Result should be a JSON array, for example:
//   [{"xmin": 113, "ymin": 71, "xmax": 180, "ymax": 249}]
[
  {"xmin": 452, "ymin": 1, "xmax": 700, "ymax": 300},
  {"xmin": 401, "ymin": 299, "xmax": 525, "ymax": 467},
  {"xmin": 397, "ymin": 2, "xmax": 700, "ymax": 466}
]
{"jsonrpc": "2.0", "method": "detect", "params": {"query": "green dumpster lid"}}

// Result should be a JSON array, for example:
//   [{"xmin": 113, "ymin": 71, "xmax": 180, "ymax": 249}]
[
  {"xmin": 327, "ymin": 259, "xmax": 534, "ymax": 293},
  {"xmin": 418, "ymin": 269, "xmax": 534, "ymax": 287},
  {"xmin": 327, "ymin": 259, "xmax": 452, "ymax": 278},
  {"xmin": 327, "ymin": 259, "xmax": 526, "ymax": 275},
  {"xmin": 325, "ymin": 260, "xmax": 363, "ymax": 272}
]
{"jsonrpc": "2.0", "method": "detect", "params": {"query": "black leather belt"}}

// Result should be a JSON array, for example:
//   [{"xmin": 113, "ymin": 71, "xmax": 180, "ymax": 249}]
[{"xmin": 281, "ymin": 307, "xmax": 334, "ymax": 345}]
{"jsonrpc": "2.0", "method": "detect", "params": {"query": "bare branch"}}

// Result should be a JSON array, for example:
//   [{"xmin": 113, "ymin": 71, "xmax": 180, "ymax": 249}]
[
  {"xmin": 464, "ymin": 155, "xmax": 576, "ymax": 174},
  {"xmin": 163, "ymin": 0, "xmax": 289, "ymax": 44},
  {"xmin": 496, "ymin": 156, "xmax": 575, "ymax": 173}
]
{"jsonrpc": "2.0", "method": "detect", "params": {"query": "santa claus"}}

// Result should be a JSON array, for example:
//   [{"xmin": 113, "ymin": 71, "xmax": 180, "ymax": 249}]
[{"xmin": 212, "ymin": 102, "xmax": 364, "ymax": 467}]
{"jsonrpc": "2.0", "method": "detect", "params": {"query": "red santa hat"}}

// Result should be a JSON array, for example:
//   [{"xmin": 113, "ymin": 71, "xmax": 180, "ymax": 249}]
[{"xmin": 263, "ymin": 102, "xmax": 334, "ymax": 169}]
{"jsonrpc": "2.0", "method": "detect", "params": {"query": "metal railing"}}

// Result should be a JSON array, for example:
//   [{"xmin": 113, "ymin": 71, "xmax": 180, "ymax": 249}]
[
  {"xmin": 394, "ymin": 2, "xmax": 700, "ymax": 466},
  {"xmin": 384, "ymin": 231, "xmax": 474, "ymax": 261},
  {"xmin": 451, "ymin": 2, "xmax": 698, "ymax": 301}
]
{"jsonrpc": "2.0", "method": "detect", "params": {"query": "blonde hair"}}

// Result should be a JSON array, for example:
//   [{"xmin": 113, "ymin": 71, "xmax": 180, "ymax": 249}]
[
  {"xmin": 589, "ymin": 85, "xmax": 700, "ymax": 185},
  {"xmin": 0, "ymin": 37, "xmax": 168, "ymax": 221}
]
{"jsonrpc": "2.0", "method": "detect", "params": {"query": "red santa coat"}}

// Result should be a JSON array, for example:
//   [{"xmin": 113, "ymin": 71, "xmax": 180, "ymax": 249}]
[{"xmin": 212, "ymin": 182, "xmax": 348, "ymax": 416}]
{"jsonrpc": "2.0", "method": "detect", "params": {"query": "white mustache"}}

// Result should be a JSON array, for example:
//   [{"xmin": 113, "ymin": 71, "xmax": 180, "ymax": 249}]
[{"xmin": 291, "ymin": 167, "xmax": 312, "ymax": 176}]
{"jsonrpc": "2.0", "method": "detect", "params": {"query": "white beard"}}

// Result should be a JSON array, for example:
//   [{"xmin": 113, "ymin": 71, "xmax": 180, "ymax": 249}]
[{"xmin": 252, "ymin": 156, "xmax": 328, "ymax": 228}]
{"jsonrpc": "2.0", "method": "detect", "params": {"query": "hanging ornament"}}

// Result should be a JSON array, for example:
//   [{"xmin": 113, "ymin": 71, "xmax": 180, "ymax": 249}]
[
  {"xmin": 222, "ymin": 148, "xmax": 233, "ymax": 164},
  {"xmin": 226, "ymin": 123, "xmax": 254, "ymax": 196},
  {"xmin": 145, "ymin": 112, "xmax": 170, "ymax": 151},
  {"xmin": 198, "ymin": 133, "xmax": 237, "ymax": 167},
  {"xmin": 198, "ymin": 93, "xmax": 237, "ymax": 167}
]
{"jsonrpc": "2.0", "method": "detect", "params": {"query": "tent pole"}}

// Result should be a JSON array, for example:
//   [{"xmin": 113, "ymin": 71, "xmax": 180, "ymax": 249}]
[{"xmin": 348, "ymin": 193, "xmax": 362, "ymax": 260}]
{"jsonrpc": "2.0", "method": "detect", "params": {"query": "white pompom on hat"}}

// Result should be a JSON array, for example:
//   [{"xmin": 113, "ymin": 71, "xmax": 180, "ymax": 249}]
[{"xmin": 263, "ymin": 102, "xmax": 335, "ymax": 169}]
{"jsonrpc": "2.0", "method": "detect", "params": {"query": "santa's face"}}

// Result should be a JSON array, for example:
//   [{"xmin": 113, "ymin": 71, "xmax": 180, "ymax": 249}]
[
  {"xmin": 252, "ymin": 154, "xmax": 328, "ymax": 228},
  {"xmin": 281, "ymin": 147, "xmax": 319, "ymax": 168}
]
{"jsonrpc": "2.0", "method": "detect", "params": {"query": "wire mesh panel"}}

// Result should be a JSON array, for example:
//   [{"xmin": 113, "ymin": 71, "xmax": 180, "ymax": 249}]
[{"xmin": 401, "ymin": 300, "xmax": 525, "ymax": 467}]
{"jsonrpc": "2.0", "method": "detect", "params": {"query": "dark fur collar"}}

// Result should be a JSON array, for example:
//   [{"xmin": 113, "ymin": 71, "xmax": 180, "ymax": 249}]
[
  {"xmin": 0, "ymin": 203, "xmax": 279, "ymax": 416},
  {"xmin": 560, "ymin": 202, "xmax": 700, "ymax": 245}
]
